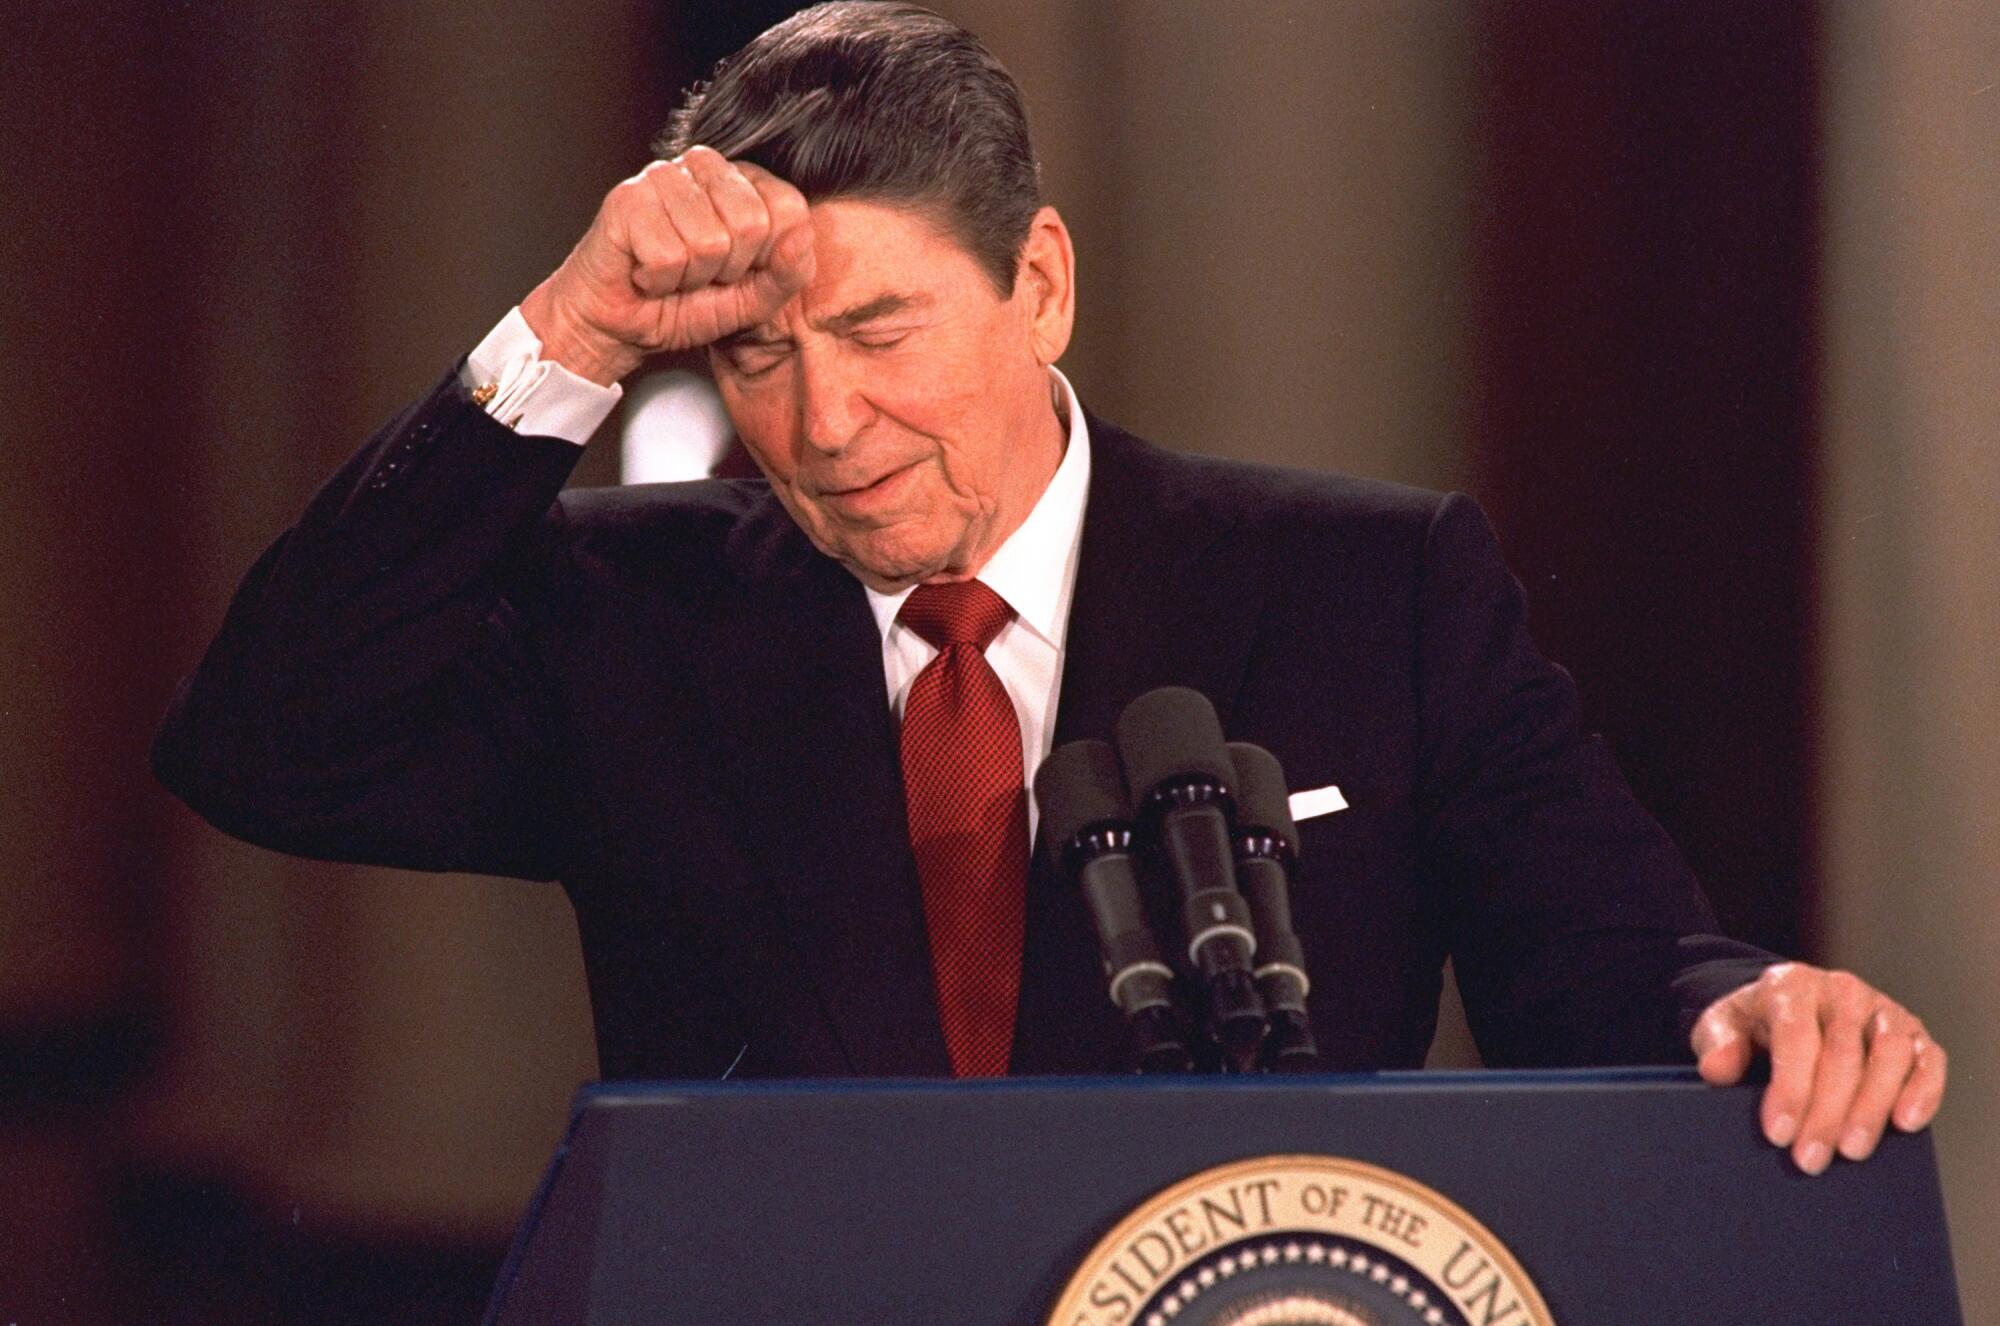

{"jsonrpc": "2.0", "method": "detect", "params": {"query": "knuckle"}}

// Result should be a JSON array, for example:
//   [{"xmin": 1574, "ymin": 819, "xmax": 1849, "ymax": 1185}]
[
  {"xmin": 718, "ymin": 198, "xmax": 760, "ymax": 235},
  {"xmin": 1835, "ymin": 991, "xmax": 1876, "ymax": 1026},
  {"xmin": 640, "ymin": 226, "xmax": 689, "ymax": 260},
  {"xmin": 1828, "ymin": 971, "xmax": 1871, "ymax": 1007},
  {"xmin": 1874, "ymin": 1027, "xmax": 1918, "ymax": 1068},
  {"xmin": 608, "ymin": 178, "xmax": 648, "ymax": 211},
  {"xmin": 1768, "ymin": 990, "xmax": 1806, "ymax": 1025},
  {"xmin": 715, "ymin": 189, "xmax": 763, "ymax": 228},
  {"xmin": 1821, "ymin": 1019, "xmax": 1863, "ymax": 1051},
  {"xmin": 635, "ymin": 249, "xmax": 682, "ymax": 278}
]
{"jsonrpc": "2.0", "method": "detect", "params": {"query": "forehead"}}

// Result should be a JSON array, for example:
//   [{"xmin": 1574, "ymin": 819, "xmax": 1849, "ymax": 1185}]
[{"xmin": 791, "ymin": 198, "xmax": 995, "ymax": 322}]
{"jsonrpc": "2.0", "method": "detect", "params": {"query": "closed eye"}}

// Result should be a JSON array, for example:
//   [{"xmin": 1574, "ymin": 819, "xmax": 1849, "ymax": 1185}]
[{"xmin": 723, "ymin": 341, "xmax": 792, "ymax": 378}]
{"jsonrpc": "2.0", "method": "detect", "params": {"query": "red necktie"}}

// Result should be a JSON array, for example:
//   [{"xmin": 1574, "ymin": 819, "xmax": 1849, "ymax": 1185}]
[{"xmin": 898, "ymin": 580, "xmax": 1028, "ymax": 1078}]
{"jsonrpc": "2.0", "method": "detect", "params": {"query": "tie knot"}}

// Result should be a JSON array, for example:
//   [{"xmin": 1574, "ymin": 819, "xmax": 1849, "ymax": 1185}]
[{"xmin": 899, "ymin": 580, "xmax": 1015, "ymax": 651}]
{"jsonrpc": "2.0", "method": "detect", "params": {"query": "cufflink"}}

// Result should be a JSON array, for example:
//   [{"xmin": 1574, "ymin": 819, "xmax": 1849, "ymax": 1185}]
[{"xmin": 471, "ymin": 382, "xmax": 499, "ymax": 406}]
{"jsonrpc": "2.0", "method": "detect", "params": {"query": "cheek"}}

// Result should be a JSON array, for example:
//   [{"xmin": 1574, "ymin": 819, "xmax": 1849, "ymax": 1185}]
[
  {"xmin": 880, "ymin": 342, "xmax": 1015, "ymax": 443},
  {"xmin": 719, "ymin": 390, "xmax": 797, "ymax": 482}
]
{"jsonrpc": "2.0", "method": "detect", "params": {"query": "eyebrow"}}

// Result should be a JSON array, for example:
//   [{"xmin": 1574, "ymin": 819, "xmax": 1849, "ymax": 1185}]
[
  {"xmin": 818, "ymin": 291, "xmax": 929, "ymax": 332},
  {"xmin": 719, "ymin": 291, "xmax": 932, "ymax": 351}
]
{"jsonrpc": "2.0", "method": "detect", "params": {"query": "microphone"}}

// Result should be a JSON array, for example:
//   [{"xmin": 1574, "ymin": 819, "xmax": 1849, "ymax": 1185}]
[
  {"xmin": 1227, "ymin": 742, "xmax": 1319, "ymax": 1071},
  {"xmin": 1036, "ymin": 739, "xmax": 1192, "ymax": 1074},
  {"xmin": 1114, "ymin": 687, "xmax": 1267, "ymax": 1071}
]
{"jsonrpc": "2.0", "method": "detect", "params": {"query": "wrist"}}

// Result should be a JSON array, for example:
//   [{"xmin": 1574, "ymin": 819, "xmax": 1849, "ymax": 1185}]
[{"xmin": 520, "ymin": 283, "xmax": 645, "ymax": 387}]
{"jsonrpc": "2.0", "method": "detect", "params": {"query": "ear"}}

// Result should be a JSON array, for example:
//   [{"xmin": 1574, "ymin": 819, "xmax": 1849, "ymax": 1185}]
[{"xmin": 1016, "ymin": 206, "xmax": 1075, "ymax": 366}]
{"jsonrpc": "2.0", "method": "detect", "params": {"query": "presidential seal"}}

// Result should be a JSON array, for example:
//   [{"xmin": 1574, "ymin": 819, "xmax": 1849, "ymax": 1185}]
[{"xmin": 1046, "ymin": 1156, "xmax": 1554, "ymax": 1326}]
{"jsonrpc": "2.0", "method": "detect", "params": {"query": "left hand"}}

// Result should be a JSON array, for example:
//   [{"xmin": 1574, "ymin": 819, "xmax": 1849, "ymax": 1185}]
[{"xmin": 1692, "ymin": 962, "xmax": 1947, "ymax": 1175}]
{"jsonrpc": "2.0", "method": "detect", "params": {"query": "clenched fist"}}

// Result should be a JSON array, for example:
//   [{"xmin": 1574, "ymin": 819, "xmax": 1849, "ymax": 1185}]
[{"xmin": 519, "ymin": 146, "xmax": 815, "ymax": 386}]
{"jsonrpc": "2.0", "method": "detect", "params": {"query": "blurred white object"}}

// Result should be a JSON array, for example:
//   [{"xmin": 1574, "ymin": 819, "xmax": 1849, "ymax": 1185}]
[
  {"xmin": 619, "ymin": 369, "xmax": 734, "ymax": 484},
  {"xmin": 1288, "ymin": 785, "xmax": 1348, "ymax": 821}
]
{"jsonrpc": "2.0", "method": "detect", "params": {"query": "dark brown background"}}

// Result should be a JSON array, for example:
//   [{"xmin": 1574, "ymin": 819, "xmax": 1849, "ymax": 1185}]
[{"xmin": 4, "ymin": 2, "xmax": 1992, "ymax": 1321}]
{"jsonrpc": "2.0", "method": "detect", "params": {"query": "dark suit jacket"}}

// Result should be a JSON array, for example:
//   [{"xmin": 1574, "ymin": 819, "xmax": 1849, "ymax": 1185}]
[{"xmin": 153, "ymin": 367, "xmax": 1774, "ymax": 1080}]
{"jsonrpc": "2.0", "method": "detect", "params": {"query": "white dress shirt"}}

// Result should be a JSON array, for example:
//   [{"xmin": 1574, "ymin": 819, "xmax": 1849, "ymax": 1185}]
[
  {"xmin": 863, "ymin": 371, "xmax": 1090, "ymax": 840},
  {"xmin": 462, "ymin": 307, "xmax": 625, "ymax": 440},
  {"xmin": 462, "ymin": 309, "xmax": 1093, "ymax": 838}
]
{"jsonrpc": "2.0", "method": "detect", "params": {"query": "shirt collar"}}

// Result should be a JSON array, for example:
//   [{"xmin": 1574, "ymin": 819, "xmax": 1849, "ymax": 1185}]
[{"xmin": 864, "ymin": 366, "xmax": 1092, "ymax": 648}]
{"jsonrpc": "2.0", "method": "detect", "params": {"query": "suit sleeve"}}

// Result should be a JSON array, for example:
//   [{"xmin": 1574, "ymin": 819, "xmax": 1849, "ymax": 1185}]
[
  {"xmin": 152, "ymin": 366, "xmax": 589, "ymax": 882},
  {"xmin": 1413, "ymin": 493, "xmax": 1776, "ymax": 1066}
]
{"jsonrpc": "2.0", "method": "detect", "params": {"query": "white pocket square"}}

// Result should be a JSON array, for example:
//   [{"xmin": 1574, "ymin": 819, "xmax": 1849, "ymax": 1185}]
[{"xmin": 1288, "ymin": 784, "xmax": 1348, "ymax": 822}]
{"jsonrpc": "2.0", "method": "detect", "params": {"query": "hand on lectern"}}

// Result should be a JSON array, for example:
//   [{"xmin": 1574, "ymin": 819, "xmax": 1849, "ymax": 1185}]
[{"xmin": 1691, "ymin": 962, "xmax": 1946, "ymax": 1177}]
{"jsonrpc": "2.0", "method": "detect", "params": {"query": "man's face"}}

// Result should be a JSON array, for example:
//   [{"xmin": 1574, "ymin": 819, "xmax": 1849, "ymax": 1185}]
[{"xmin": 709, "ymin": 199, "xmax": 1070, "ymax": 591}]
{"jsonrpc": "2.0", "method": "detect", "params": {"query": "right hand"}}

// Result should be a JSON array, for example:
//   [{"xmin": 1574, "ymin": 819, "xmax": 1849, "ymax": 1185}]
[{"xmin": 519, "ymin": 147, "xmax": 815, "ymax": 386}]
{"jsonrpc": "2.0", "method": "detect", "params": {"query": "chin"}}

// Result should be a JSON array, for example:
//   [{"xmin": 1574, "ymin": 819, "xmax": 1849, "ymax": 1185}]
[{"xmin": 838, "ymin": 532, "xmax": 967, "ymax": 589}]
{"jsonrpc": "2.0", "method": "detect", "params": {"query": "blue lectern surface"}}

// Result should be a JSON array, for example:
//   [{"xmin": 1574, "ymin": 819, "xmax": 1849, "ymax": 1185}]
[{"xmin": 486, "ymin": 1068, "xmax": 1960, "ymax": 1325}]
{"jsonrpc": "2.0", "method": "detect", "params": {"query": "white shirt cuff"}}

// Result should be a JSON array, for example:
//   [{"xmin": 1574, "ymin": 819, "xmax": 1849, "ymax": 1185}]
[{"xmin": 460, "ymin": 307, "xmax": 623, "ymax": 445}]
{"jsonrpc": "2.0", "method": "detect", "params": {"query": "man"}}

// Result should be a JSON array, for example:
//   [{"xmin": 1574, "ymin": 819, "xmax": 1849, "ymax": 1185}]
[{"xmin": 154, "ymin": 2, "xmax": 1943, "ymax": 1177}]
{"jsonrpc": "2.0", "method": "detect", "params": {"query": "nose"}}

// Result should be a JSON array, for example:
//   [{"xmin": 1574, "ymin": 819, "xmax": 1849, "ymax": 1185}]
[{"xmin": 795, "ymin": 346, "xmax": 874, "ymax": 456}]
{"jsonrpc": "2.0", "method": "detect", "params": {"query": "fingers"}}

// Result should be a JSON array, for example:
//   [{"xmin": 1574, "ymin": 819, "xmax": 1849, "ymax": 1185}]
[
  {"xmin": 1701, "ymin": 964, "xmax": 1947, "ymax": 1178},
  {"xmin": 703, "ymin": 164, "xmax": 815, "ymax": 331},
  {"xmin": 679, "ymin": 147, "xmax": 771, "ymax": 285},
  {"xmin": 531, "ymin": 148, "xmax": 812, "ymax": 372},
  {"xmin": 640, "ymin": 158, "xmax": 733, "ymax": 291},
  {"xmin": 1691, "ymin": 998, "xmax": 1756, "ymax": 1086},
  {"xmin": 1788, "ymin": 971, "xmax": 1873, "ymax": 1174},
  {"xmin": 734, "ymin": 161, "xmax": 815, "ymax": 305},
  {"xmin": 1835, "ymin": 1007, "xmax": 1919, "ymax": 1162},
  {"xmin": 764, "ymin": 208, "xmax": 818, "ymax": 296},
  {"xmin": 1894, "ymin": 1027, "xmax": 1948, "ymax": 1134},
  {"xmin": 569, "ymin": 149, "xmax": 815, "ymax": 355},
  {"xmin": 614, "ymin": 167, "xmax": 690, "ymax": 299},
  {"xmin": 628, "ymin": 148, "xmax": 788, "ymax": 295},
  {"xmin": 1750, "ymin": 966, "xmax": 1820, "ymax": 1153}
]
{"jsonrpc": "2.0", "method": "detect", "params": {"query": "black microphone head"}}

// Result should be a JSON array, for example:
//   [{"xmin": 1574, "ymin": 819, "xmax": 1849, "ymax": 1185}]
[
  {"xmin": 1034, "ymin": 740, "xmax": 1132, "ymax": 863},
  {"xmin": 1227, "ymin": 741, "xmax": 1299, "ymax": 855},
  {"xmin": 1114, "ymin": 686, "xmax": 1236, "ymax": 799}
]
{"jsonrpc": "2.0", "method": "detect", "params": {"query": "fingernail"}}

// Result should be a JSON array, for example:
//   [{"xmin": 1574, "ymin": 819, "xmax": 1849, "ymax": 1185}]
[
  {"xmin": 1838, "ymin": 1127, "xmax": 1872, "ymax": 1161},
  {"xmin": 1798, "ymin": 1142, "xmax": 1832, "ymax": 1176},
  {"xmin": 1896, "ymin": 1105, "xmax": 1925, "ymax": 1132},
  {"xmin": 1768, "ymin": 1113, "xmax": 1798, "ymax": 1146}
]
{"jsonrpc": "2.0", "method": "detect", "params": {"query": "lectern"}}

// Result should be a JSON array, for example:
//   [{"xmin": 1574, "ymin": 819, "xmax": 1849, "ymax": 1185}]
[{"xmin": 484, "ymin": 1069, "xmax": 1960, "ymax": 1325}]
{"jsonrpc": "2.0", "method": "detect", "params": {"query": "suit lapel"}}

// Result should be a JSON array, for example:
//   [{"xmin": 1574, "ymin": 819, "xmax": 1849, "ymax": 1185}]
[
  {"xmin": 701, "ymin": 498, "xmax": 951, "ymax": 1076},
  {"xmin": 1011, "ymin": 416, "xmax": 1273, "ymax": 1074},
  {"xmin": 1050, "ymin": 417, "xmax": 1264, "ymax": 746}
]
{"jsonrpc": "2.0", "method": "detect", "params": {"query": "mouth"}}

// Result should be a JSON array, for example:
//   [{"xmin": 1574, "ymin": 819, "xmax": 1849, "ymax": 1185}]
[{"xmin": 817, "ymin": 460, "xmax": 921, "ymax": 509}]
